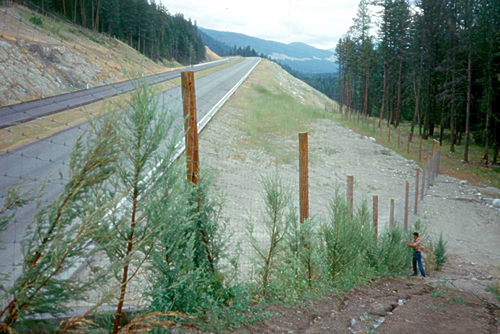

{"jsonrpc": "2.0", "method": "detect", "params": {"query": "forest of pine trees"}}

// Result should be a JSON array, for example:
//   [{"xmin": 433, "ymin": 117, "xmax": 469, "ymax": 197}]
[
  {"xmin": 19, "ymin": 0, "xmax": 205, "ymax": 64},
  {"xmin": 335, "ymin": 0, "xmax": 500, "ymax": 164}
]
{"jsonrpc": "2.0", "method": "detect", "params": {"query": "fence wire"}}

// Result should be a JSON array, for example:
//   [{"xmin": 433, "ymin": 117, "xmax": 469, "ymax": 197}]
[{"xmin": 0, "ymin": 48, "xmax": 442, "ymax": 324}]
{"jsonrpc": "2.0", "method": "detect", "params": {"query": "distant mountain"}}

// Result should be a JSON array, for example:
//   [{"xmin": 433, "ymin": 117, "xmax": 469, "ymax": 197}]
[{"xmin": 199, "ymin": 28, "xmax": 337, "ymax": 73}]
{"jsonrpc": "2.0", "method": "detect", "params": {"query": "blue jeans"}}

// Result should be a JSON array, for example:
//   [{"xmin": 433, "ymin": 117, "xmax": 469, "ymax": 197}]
[{"xmin": 412, "ymin": 252, "xmax": 426, "ymax": 277}]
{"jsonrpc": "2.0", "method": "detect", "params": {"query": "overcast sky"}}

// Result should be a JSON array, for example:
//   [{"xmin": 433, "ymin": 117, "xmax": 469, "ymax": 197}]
[{"xmin": 162, "ymin": 0, "xmax": 364, "ymax": 50}]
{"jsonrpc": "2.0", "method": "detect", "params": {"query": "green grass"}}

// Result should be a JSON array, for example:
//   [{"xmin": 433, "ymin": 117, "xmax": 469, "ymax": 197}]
[{"xmin": 235, "ymin": 83, "xmax": 334, "ymax": 163}]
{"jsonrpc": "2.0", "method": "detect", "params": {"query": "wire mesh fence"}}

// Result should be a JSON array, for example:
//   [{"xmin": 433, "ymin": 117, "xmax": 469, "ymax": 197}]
[{"xmin": 0, "ymin": 44, "xmax": 442, "ymax": 328}]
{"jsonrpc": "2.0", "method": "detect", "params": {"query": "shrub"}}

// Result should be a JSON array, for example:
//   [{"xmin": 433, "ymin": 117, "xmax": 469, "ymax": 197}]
[
  {"xmin": 246, "ymin": 171, "xmax": 293, "ymax": 297},
  {"xmin": 320, "ymin": 189, "xmax": 373, "ymax": 281},
  {"xmin": 29, "ymin": 14, "xmax": 43, "ymax": 26},
  {"xmin": 434, "ymin": 233, "xmax": 448, "ymax": 270}
]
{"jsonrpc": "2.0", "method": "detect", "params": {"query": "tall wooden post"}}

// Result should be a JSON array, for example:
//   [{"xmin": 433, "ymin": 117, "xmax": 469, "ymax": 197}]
[
  {"xmin": 373, "ymin": 195, "xmax": 378, "ymax": 241},
  {"xmin": 414, "ymin": 169, "xmax": 420, "ymax": 214},
  {"xmin": 181, "ymin": 72, "xmax": 199, "ymax": 186},
  {"xmin": 419, "ymin": 136, "xmax": 423, "ymax": 162},
  {"xmin": 397, "ymin": 126, "xmax": 401, "ymax": 149},
  {"xmin": 347, "ymin": 175, "xmax": 354, "ymax": 212},
  {"xmin": 299, "ymin": 132, "xmax": 309, "ymax": 224},
  {"xmin": 404, "ymin": 181, "xmax": 409, "ymax": 231},
  {"xmin": 389, "ymin": 199, "xmax": 395, "ymax": 229},
  {"xmin": 407, "ymin": 133, "xmax": 410, "ymax": 154},
  {"xmin": 427, "ymin": 160, "xmax": 431, "ymax": 191},
  {"xmin": 421, "ymin": 160, "xmax": 426, "ymax": 200},
  {"xmin": 388, "ymin": 125, "xmax": 391, "ymax": 142}
]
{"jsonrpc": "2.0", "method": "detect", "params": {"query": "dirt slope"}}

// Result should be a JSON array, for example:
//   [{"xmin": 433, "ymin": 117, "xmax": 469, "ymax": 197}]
[
  {"xmin": 204, "ymin": 46, "xmax": 222, "ymax": 62},
  {"xmin": 0, "ymin": 5, "xmax": 182, "ymax": 106}
]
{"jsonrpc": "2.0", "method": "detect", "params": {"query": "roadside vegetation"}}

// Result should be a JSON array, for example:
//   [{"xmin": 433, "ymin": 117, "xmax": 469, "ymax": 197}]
[{"xmin": 0, "ymin": 76, "xmax": 427, "ymax": 333}]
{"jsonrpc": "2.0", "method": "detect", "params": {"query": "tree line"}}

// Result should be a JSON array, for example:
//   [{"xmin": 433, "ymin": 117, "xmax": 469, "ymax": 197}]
[
  {"xmin": 19, "ymin": 0, "xmax": 206, "ymax": 64},
  {"xmin": 335, "ymin": 0, "xmax": 500, "ymax": 164}
]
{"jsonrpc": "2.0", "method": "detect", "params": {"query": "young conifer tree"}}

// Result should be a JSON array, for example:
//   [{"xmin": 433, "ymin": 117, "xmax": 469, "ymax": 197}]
[
  {"xmin": 0, "ymin": 109, "xmax": 121, "ymax": 332},
  {"xmin": 95, "ymin": 80, "xmax": 182, "ymax": 334}
]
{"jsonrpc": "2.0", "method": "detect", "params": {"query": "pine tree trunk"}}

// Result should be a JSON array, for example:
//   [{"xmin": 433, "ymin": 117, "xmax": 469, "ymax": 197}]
[
  {"xmin": 112, "ymin": 184, "xmax": 139, "ymax": 334},
  {"xmin": 346, "ymin": 68, "xmax": 351, "ymax": 118},
  {"xmin": 463, "ymin": 45, "xmax": 472, "ymax": 162},
  {"xmin": 80, "ymin": 0, "xmax": 85, "ymax": 27},
  {"xmin": 463, "ymin": 0, "xmax": 473, "ymax": 163},
  {"xmin": 380, "ymin": 65, "xmax": 386, "ymax": 128},
  {"xmin": 395, "ymin": 52, "xmax": 403, "ymax": 127}
]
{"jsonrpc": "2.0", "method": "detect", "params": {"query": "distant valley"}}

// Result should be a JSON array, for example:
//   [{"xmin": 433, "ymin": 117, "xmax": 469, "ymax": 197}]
[{"xmin": 198, "ymin": 28, "xmax": 337, "ymax": 73}]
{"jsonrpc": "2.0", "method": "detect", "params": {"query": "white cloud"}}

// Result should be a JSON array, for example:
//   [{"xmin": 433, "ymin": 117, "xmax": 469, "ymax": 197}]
[{"xmin": 162, "ymin": 0, "xmax": 362, "ymax": 50}]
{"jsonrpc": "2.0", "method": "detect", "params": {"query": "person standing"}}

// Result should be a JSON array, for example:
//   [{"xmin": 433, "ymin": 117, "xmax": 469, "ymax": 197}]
[{"xmin": 405, "ymin": 232, "xmax": 426, "ymax": 277}]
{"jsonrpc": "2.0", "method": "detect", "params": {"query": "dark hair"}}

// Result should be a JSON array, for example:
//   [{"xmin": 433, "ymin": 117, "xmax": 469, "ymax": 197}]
[{"xmin": 413, "ymin": 232, "xmax": 419, "ymax": 237}]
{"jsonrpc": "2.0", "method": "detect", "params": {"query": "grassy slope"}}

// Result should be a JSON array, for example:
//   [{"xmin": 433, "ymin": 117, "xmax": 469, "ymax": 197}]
[
  {"xmin": 226, "ymin": 59, "xmax": 334, "ymax": 163},
  {"xmin": 222, "ymin": 58, "xmax": 499, "ymax": 190}
]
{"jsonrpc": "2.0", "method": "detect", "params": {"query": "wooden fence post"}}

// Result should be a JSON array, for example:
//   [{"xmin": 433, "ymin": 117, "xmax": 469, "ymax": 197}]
[
  {"xmin": 389, "ymin": 199, "xmax": 395, "ymax": 229},
  {"xmin": 407, "ymin": 133, "xmax": 410, "ymax": 154},
  {"xmin": 404, "ymin": 181, "xmax": 409, "ymax": 231},
  {"xmin": 373, "ymin": 195, "xmax": 378, "ymax": 241},
  {"xmin": 419, "ymin": 136, "xmax": 423, "ymax": 162},
  {"xmin": 347, "ymin": 175, "xmax": 354, "ymax": 212},
  {"xmin": 299, "ymin": 132, "xmax": 309, "ymax": 224},
  {"xmin": 414, "ymin": 169, "xmax": 420, "ymax": 214},
  {"xmin": 427, "ymin": 159, "xmax": 431, "ymax": 191},
  {"xmin": 397, "ymin": 126, "xmax": 401, "ymax": 149},
  {"xmin": 421, "ymin": 160, "xmax": 426, "ymax": 200},
  {"xmin": 181, "ymin": 71, "xmax": 199, "ymax": 186}
]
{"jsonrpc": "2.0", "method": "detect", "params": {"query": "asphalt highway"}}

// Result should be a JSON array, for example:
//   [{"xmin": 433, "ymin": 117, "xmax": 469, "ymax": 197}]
[
  {"xmin": 0, "ymin": 57, "xmax": 260, "ymax": 280},
  {"xmin": 0, "ymin": 58, "xmax": 237, "ymax": 129}
]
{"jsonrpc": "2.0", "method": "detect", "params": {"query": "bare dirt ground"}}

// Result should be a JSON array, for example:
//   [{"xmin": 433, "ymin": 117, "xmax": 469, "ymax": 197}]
[
  {"xmin": 195, "ymin": 60, "xmax": 500, "ymax": 332},
  {"xmin": 236, "ymin": 279, "xmax": 499, "ymax": 334}
]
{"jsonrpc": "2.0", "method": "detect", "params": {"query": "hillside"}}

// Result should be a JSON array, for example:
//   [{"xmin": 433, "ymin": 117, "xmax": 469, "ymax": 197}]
[
  {"xmin": 199, "ymin": 27, "xmax": 336, "ymax": 73},
  {"xmin": 0, "ymin": 5, "xmax": 219, "ymax": 107}
]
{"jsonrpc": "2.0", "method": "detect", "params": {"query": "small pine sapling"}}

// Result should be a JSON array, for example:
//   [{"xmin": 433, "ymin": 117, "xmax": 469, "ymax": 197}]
[
  {"xmin": 434, "ymin": 233, "xmax": 448, "ymax": 271},
  {"xmin": 246, "ymin": 171, "xmax": 292, "ymax": 297}
]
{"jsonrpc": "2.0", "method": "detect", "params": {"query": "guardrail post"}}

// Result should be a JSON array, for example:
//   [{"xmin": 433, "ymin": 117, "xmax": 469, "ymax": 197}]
[
  {"xmin": 299, "ymin": 132, "xmax": 309, "ymax": 224},
  {"xmin": 181, "ymin": 71, "xmax": 199, "ymax": 186}
]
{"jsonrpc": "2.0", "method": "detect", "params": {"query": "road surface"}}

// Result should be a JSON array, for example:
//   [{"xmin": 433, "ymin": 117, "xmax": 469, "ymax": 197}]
[
  {"xmin": 0, "ymin": 57, "xmax": 260, "ymax": 281},
  {"xmin": 0, "ymin": 58, "xmax": 237, "ymax": 129}
]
